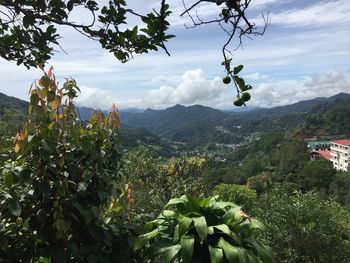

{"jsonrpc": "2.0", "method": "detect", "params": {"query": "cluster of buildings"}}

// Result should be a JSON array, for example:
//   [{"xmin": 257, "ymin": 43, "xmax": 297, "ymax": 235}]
[{"xmin": 308, "ymin": 139, "xmax": 350, "ymax": 172}]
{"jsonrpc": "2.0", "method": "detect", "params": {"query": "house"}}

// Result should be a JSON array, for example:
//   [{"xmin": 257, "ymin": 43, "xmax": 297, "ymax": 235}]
[{"xmin": 330, "ymin": 140, "xmax": 350, "ymax": 172}]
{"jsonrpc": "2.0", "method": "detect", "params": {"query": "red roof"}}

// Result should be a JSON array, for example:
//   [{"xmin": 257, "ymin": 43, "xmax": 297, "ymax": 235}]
[
  {"xmin": 315, "ymin": 150, "xmax": 331, "ymax": 160},
  {"xmin": 333, "ymin": 140, "xmax": 350, "ymax": 146}
]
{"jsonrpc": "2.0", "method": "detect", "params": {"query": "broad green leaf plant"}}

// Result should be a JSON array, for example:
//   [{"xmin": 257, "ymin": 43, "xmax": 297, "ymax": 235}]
[
  {"xmin": 0, "ymin": 67, "xmax": 134, "ymax": 262},
  {"xmin": 134, "ymin": 195, "xmax": 273, "ymax": 263}
]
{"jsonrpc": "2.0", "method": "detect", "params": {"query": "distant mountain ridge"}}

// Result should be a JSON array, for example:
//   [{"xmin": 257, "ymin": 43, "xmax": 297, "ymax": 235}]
[{"xmin": 1, "ymin": 91, "xmax": 349, "ymax": 147}]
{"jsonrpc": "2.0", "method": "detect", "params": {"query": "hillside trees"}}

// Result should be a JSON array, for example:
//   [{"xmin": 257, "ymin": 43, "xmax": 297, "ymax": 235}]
[{"xmin": 255, "ymin": 189, "xmax": 350, "ymax": 263}]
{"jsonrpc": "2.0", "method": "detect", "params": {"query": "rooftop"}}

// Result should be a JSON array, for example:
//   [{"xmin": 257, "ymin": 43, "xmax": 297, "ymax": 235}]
[
  {"xmin": 332, "ymin": 140, "xmax": 350, "ymax": 146},
  {"xmin": 315, "ymin": 151, "xmax": 332, "ymax": 161}
]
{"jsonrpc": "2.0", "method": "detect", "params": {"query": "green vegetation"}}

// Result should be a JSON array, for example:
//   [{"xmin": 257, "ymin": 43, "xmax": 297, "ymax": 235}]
[
  {"xmin": 134, "ymin": 195, "xmax": 272, "ymax": 263},
  {"xmin": 255, "ymin": 189, "xmax": 350, "ymax": 263},
  {"xmin": 1, "ymin": 86, "xmax": 350, "ymax": 262},
  {"xmin": 0, "ymin": 2, "xmax": 349, "ymax": 261}
]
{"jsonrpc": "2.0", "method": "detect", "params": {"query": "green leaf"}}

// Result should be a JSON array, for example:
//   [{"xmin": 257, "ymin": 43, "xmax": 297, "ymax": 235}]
[
  {"xmin": 233, "ymin": 76, "xmax": 245, "ymax": 90},
  {"xmin": 164, "ymin": 244, "xmax": 181, "ymax": 263},
  {"xmin": 193, "ymin": 216, "xmax": 208, "ymax": 241},
  {"xmin": 4, "ymin": 172, "xmax": 13, "ymax": 187},
  {"xmin": 214, "ymin": 201, "xmax": 236, "ymax": 210},
  {"xmin": 221, "ymin": 207, "xmax": 241, "ymax": 224},
  {"xmin": 233, "ymin": 65, "xmax": 244, "ymax": 75},
  {"xmin": 186, "ymin": 195, "xmax": 200, "ymax": 212},
  {"xmin": 218, "ymin": 238, "xmax": 239, "ymax": 263},
  {"xmin": 133, "ymin": 228, "xmax": 160, "ymax": 251},
  {"xmin": 237, "ymin": 248, "xmax": 247, "ymax": 263},
  {"xmin": 209, "ymin": 245, "xmax": 224, "ymax": 263},
  {"xmin": 162, "ymin": 210, "xmax": 177, "ymax": 219},
  {"xmin": 181, "ymin": 236, "xmax": 194, "ymax": 263},
  {"xmin": 214, "ymin": 224, "xmax": 231, "ymax": 235},
  {"xmin": 165, "ymin": 196, "xmax": 187, "ymax": 207},
  {"xmin": 251, "ymin": 241, "xmax": 273, "ymax": 263},
  {"xmin": 147, "ymin": 240, "xmax": 173, "ymax": 257},
  {"xmin": 8, "ymin": 200, "xmax": 21, "ymax": 217},
  {"xmin": 178, "ymin": 215, "xmax": 193, "ymax": 238}
]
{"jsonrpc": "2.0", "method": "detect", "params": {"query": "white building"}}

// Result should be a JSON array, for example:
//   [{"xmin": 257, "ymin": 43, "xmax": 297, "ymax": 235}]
[{"xmin": 330, "ymin": 140, "xmax": 350, "ymax": 172}]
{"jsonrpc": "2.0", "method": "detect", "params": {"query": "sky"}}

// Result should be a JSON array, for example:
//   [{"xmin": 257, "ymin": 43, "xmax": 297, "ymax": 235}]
[{"xmin": 0, "ymin": 0, "xmax": 349, "ymax": 110}]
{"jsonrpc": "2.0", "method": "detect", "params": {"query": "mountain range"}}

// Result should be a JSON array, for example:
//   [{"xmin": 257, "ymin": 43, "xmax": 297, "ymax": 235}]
[{"xmin": 1, "ymin": 92, "xmax": 350, "ymax": 150}]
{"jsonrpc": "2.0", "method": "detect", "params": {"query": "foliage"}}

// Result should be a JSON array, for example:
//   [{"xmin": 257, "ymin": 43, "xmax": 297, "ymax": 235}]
[
  {"xmin": 0, "ymin": 0, "xmax": 174, "ymax": 68},
  {"xmin": 300, "ymin": 159, "xmax": 336, "ymax": 192},
  {"xmin": 246, "ymin": 172, "xmax": 272, "ymax": 197},
  {"xmin": 295, "ymin": 94, "xmax": 350, "ymax": 137},
  {"xmin": 0, "ymin": 69, "xmax": 134, "ymax": 262},
  {"xmin": 255, "ymin": 188, "xmax": 350, "ymax": 263},
  {"xmin": 123, "ymin": 148, "xmax": 207, "ymax": 215},
  {"xmin": 330, "ymin": 171, "xmax": 350, "ymax": 205},
  {"xmin": 213, "ymin": 184, "xmax": 257, "ymax": 213},
  {"xmin": 134, "ymin": 194, "xmax": 273, "ymax": 263},
  {"xmin": 274, "ymin": 140, "xmax": 309, "ymax": 177}
]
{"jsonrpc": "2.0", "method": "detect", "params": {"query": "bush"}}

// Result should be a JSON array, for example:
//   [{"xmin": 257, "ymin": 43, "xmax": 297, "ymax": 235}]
[
  {"xmin": 134, "ymin": 194, "xmax": 273, "ymax": 263},
  {"xmin": 213, "ymin": 184, "xmax": 257, "ymax": 213},
  {"xmin": 255, "ymin": 188, "xmax": 350, "ymax": 263},
  {"xmin": 0, "ymin": 70, "xmax": 134, "ymax": 262}
]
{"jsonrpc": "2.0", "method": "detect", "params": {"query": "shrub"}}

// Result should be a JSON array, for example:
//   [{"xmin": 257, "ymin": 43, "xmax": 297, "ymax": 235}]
[
  {"xmin": 0, "ymin": 69, "xmax": 133, "ymax": 262},
  {"xmin": 213, "ymin": 184, "xmax": 257, "ymax": 213},
  {"xmin": 134, "ymin": 194, "xmax": 273, "ymax": 263}
]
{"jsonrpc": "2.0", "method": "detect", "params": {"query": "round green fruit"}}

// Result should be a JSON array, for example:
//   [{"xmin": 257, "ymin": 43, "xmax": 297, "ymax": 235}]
[
  {"xmin": 233, "ymin": 99, "xmax": 244, "ymax": 106},
  {"xmin": 223, "ymin": 76, "xmax": 231, "ymax": 84},
  {"xmin": 241, "ymin": 92, "xmax": 251, "ymax": 102}
]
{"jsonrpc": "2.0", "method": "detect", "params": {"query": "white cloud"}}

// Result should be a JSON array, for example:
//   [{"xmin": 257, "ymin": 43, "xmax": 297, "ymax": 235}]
[
  {"xmin": 250, "ymin": 69, "xmax": 350, "ymax": 107},
  {"xmin": 74, "ymin": 69, "xmax": 228, "ymax": 109},
  {"xmin": 144, "ymin": 69, "xmax": 227, "ymax": 107},
  {"xmin": 268, "ymin": 0, "xmax": 350, "ymax": 28}
]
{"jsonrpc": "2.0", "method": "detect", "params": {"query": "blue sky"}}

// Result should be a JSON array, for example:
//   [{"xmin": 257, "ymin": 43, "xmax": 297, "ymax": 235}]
[{"xmin": 0, "ymin": 0, "xmax": 349, "ymax": 109}]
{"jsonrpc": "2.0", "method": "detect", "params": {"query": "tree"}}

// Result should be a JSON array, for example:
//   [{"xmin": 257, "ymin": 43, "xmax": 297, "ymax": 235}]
[
  {"xmin": 330, "ymin": 171, "xmax": 350, "ymax": 205},
  {"xmin": 0, "ymin": 0, "xmax": 268, "ymax": 104},
  {"xmin": 213, "ymin": 184, "xmax": 257, "ymax": 213},
  {"xmin": 255, "ymin": 188, "xmax": 350, "ymax": 263},
  {"xmin": 300, "ymin": 159, "xmax": 336, "ymax": 192},
  {"xmin": 0, "ymin": 69, "xmax": 136, "ymax": 262}
]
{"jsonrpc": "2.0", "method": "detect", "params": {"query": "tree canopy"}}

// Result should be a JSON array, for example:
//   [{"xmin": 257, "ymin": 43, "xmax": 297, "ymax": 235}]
[{"xmin": 0, "ymin": 0, "xmax": 268, "ymax": 105}]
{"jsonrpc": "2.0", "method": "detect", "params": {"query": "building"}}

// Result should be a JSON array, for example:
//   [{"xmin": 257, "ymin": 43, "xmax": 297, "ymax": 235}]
[
  {"xmin": 330, "ymin": 140, "xmax": 350, "ymax": 172},
  {"xmin": 310, "ymin": 150, "xmax": 331, "ymax": 161},
  {"xmin": 307, "ymin": 140, "xmax": 330, "ymax": 151}
]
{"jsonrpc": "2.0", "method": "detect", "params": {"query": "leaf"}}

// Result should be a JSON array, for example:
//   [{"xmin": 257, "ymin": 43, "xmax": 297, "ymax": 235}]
[
  {"xmin": 162, "ymin": 210, "xmax": 177, "ymax": 219},
  {"xmin": 165, "ymin": 196, "xmax": 187, "ymax": 208},
  {"xmin": 233, "ymin": 65, "xmax": 244, "ymax": 75},
  {"xmin": 214, "ymin": 201, "xmax": 236, "ymax": 210},
  {"xmin": 250, "ymin": 241, "xmax": 273, "ymax": 263},
  {"xmin": 14, "ymin": 143, "xmax": 21, "ymax": 153},
  {"xmin": 186, "ymin": 195, "xmax": 200, "ymax": 212},
  {"xmin": 4, "ymin": 172, "xmax": 13, "ymax": 187},
  {"xmin": 164, "ymin": 244, "xmax": 181, "ymax": 263},
  {"xmin": 133, "ymin": 228, "xmax": 160, "ymax": 251},
  {"xmin": 214, "ymin": 224, "xmax": 231, "ymax": 235},
  {"xmin": 209, "ymin": 245, "xmax": 224, "ymax": 263},
  {"xmin": 178, "ymin": 215, "xmax": 193, "ymax": 238},
  {"xmin": 233, "ymin": 76, "xmax": 245, "ymax": 90},
  {"xmin": 193, "ymin": 216, "xmax": 208, "ymax": 241},
  {"xmin": 181, "ymin": 236, "xmax": 194, "ymax": 263},
  {"xmin": 51, "ymin": 95, "xmax": 61, "ymax": 110},
  {"xmin": 221, "ymin": 207, "xmax": 241, "ymax": 224},
  {"xmin": 218, "ymin": 238, "xmax": 239, "ymax": 263},
  {"xmin": 147, "ymin": 240, "xmax": 173, "ymax": 257},
  {"xmin": 8, "ymin": 200, "xmax": 21, "ymax": 217}
]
